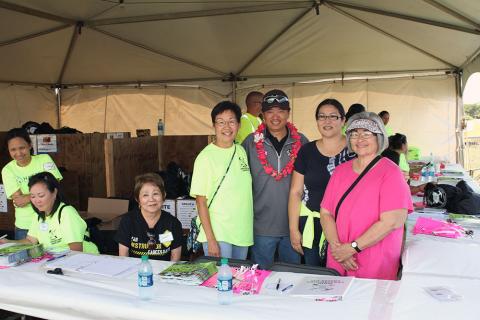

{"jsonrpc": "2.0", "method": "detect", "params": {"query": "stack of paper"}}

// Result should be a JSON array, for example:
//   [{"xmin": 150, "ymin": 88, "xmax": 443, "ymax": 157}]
[
  {"xmin": 289, "ymin": 276, "xmax": 354, "ymax": 301},
  {"xmin": 159, "ymin": 261, "xmax": 217, "ymax": 285},
  {"xmin": 45, "ymin": 253, "xmax": 140, "ymax": 277}
]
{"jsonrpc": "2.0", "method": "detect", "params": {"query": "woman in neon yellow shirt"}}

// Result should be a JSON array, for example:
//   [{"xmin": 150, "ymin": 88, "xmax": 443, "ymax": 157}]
[
  {"xmin": 1, "ymin": 128, "xmax": 62, "ymax": 239},
  {"xmin": 0, "ymin": 172, "xmax": 98, "ymax": 253},
  {"xmin": 381, "ymin": 133, "xmax": 410, "ymax": 180}
]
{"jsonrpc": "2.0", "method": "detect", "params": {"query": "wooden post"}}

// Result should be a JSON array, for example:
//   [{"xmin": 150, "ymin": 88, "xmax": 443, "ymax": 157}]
[{"xmin": 104, "ymin": 138, "xmax": 115, "ymax": 197}]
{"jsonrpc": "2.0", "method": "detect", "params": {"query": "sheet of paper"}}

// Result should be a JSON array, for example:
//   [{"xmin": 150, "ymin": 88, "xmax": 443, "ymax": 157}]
[
  {"xmin": 45, "ymin": 253, "xmax": 139, "ymax": 277},
  {"xmin": 0, "ymin": 185, "xmax": 7, "ymax": 213},
  {"xmin": 176, "ymin": 200, "xmax": 198, "ymax": 229},
  {"xmin": 36, "ymin": 134, "xmax": 57, "ymax": 153},
  {"xmin": 79, "ymin": 256, "xmax": 139, "ymax": 277}
]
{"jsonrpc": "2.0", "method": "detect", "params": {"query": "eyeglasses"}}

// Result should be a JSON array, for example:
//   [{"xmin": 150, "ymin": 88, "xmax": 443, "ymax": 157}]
[
  {"xmin": 146, "ymin": 231, "xmax": 157, "ymax": 250},
  {"xmin": 317, "ymin": 114, "xmax": 342, "ymax": 121},
  {"xmin": 215, "ymin": 119, "xmax": 238, "ymax": 127},
  {"xmin": 349, "ymin": 131, "xmax": 376, "ymax": 140},
  {"xmin": 264, "ymin": 95, "xmax": 289, "ymax": 104}
]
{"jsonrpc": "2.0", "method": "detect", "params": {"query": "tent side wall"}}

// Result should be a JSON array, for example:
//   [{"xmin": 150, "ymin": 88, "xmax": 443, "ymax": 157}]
[
  {"xmin": 57, "ymin": 75, "xmax": 457, "ymax": 162},
  {"xmin": 0, "ymin": 84, "xmax": 57, "ymax": 131}
]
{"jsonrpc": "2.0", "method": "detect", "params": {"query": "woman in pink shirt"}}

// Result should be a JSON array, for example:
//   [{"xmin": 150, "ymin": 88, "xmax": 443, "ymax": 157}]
[{"xmin": 320, "ymin": 112, "xmax": 413, "ymax": 280}]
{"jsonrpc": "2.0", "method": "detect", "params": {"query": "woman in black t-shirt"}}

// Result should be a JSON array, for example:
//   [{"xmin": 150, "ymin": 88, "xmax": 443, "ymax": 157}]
[
  {"xmin": 115, "ymin": 173, "xmax": 183, "ymax": 261},
  {"xmin": 288, "ymin": 99, "xmax": 355, "ymax": 266}
]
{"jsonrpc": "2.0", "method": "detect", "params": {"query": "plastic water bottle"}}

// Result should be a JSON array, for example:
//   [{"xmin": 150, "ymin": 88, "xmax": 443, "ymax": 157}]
[
  {"xmin": 421, "ymin": 166, "xmax": 428, "ymax": 182},
  {"xmin": 138, "ymin": 255, "xmax": 154, "ymax": 300},
  {"xmin": 217, "ymin": 258, "xmax": 233, "ymax": 305},
  {"xmin": 157, "ymin": 119, "xmax": 164, "ymax": 136}
]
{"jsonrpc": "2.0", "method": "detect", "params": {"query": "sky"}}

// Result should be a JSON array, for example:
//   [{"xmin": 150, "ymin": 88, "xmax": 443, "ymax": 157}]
[{"xmin": 464, "ymin": 73, "xmax": 480, "ymax": 104}]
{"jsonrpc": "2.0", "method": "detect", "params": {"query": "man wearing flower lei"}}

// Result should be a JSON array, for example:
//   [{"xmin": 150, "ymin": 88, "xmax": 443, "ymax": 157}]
[{"xmin": 242, "ymin": 89, "xmax": 309, "ymax": 269}]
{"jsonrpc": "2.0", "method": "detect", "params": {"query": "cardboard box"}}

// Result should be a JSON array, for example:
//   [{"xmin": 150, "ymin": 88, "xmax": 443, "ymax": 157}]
[{"xmin": 84, "ymin": 198, "xmax": 129, "ymax": 230}]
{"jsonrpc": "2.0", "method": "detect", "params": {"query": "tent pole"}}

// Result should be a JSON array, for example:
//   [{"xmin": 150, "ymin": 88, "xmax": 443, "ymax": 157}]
[
  {"xmin": 232, "ymin": 78, "xmax": 237, "ymax": 103},
  {"xmin": 0, "ymin": 1, "xmax": 74, "ymax": 24},
  {"xmin": 56, "ymin": 86, "xmax": 62, "ymax": 129},
  {"xmin": 90, "ymin": 27, "xmax": 226, "ymax": 77},
  {"xmin": 57, "ymin": 22, "xmax": 82, "ymax": 84},
  {"xmin": 0, "ymin": 25, "xmax": 72, "ymax": 48},
  {"xmin": 88, "ymin": 2, "xmax": 313, "ymax": 26},
  {"xmin": 327, "ymin": 1, "xmax": 480, "ymax": 35},
  {"xmin": 325, "ymin": 3, "xmax": 457, "ymax": 68},
  {"xmin": 236, "ymin": 7, "xmax": 313, "ymax": 75},
  {"xmin": 455, "ymin": 71, "xmax": 465, "ymax": 166},
  {"xmin": 423, "ymin": 0, "xmax": 480, "ymax": 30}
]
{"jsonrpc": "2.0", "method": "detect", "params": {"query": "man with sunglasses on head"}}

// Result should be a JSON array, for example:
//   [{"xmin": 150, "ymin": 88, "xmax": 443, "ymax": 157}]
[
  {"xmin": 235, "ymin": 91, "xmax": 264, "ymax": 144},
  {"xmin": 242, "ymin": 89, "xmax": 309, "ymax": 269}
]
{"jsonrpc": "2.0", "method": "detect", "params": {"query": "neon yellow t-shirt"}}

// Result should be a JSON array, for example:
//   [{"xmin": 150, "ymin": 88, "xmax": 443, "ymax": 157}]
[
  {"xmin": 190, "ymin": 143, "xmax": 253, "ymax": 246},
  {"xmin": 28, "ymin": 203, "xmax": 98, "ymax": 254},
  {"xmin": 385, "ymin": 125, "xmax": 394, "ymax": 137},
  {"xmin": 235, "ymin": 113, "xmax": 262, "ymax": 144},
  {"xmin": 399, "ymin": 153, "xmax": 410, "ymax": 173},
  {"xmin": 1, "ymin": 154, "xmax": 63, "ymax": 229}
]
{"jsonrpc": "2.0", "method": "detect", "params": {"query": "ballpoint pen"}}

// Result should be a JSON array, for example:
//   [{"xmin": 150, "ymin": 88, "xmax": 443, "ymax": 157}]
[
  {"xmin": 276, "ymin": 278, "xmax": 281, "ymax": 291},
  {"xmin": 46, "ymin": 254, "xmax": 67, "ymax": 262},
  {"xmin": 281, "ymin": 284, "xmax": 294, "ymax": 292}
]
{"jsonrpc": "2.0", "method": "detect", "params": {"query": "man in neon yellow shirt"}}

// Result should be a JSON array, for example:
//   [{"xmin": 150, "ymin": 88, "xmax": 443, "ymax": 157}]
[{"xmin": 235, "ymin": 91, "xmax": 263, "ymax": 144}]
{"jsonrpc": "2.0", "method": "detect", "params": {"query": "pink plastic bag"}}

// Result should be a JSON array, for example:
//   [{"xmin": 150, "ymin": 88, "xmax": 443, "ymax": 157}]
[{"xmin": 413, "ymin": 217, "xmax": 465, "ymax": 238}]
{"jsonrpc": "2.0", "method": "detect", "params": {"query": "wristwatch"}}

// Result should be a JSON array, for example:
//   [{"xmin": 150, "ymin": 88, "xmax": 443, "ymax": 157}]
[{"xmin": 351, "ymin": 241, "xmax": 362, "ymax": 253}]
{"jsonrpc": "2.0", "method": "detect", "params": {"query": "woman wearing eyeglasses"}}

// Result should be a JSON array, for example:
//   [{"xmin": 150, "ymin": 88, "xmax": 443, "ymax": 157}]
[
  {"xmin": 320, "ymin": 112, "xmax": 413, "ymax": 280},
  {"xmin": 288, "ymin": 99, "xmax": 355, "ymax": 266},
  {"xmin": 190, "ymin": 101, "xmax": 253, "ymax": 259},
  {"xmin": 115, "ymin": 173, "xmax": 183, "ymax": 261}
]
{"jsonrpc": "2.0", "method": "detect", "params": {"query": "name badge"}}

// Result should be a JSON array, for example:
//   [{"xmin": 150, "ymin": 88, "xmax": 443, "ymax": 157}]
[
  {"xmin": 44, "ymin": 162, "xmax": 56, "ymax": 171},
  {"xmin": 159, "ymin": 232, "xmax": 174, "ymax": 244},
  {"xmin": 39, "ymin": 222, "xmax": 49, "ymax": 232}
]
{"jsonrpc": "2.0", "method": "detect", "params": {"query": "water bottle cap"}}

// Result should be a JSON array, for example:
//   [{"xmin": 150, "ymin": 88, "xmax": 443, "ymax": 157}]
[
  {"xmin": 220, "ymin": 258, "xmax": 228, "ymax": 265},
  {"xmin": 141, "ymin": 255, "xmax": 148, "ymax": 261}
]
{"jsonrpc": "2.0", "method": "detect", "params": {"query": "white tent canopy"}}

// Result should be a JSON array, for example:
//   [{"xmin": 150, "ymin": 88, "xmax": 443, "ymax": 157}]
[
  {"xmin": 0, "ymin": 0, "xmax": 479, "ymax": 162},
  {"xmin": 1, "ymin": 0, "xmax": 479, "ymax": 85}
]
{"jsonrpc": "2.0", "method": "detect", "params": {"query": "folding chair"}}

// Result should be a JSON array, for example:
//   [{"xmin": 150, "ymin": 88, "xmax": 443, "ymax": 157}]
[{"xmin": 269, "ymin": 262, "xmax": 341, "ymax": 276}]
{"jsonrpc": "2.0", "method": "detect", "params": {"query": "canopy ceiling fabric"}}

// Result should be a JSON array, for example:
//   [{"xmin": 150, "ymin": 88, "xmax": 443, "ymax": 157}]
[{"xmin": 0, "ymin": 0, "xmax": 479, "ymax": 88}]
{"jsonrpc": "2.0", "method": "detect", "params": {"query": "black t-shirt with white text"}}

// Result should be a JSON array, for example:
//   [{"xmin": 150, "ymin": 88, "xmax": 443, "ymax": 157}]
[
  {"xmin": 115, "ymin": 209, "xmax": 183, "ymax": 260},
  {"xmin": 294, "ymin": 141, "xmax": 355, "ymax": 247}
]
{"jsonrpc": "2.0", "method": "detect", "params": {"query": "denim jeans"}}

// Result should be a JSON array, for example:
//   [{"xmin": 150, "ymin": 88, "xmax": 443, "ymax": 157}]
[
  {"xmin": 14, "ymin": 227, "xmax": 28, "ymax": 240},
  {"xmin": 251, "ymin": 235, "xmax": 300, "ymax": 270},
  {"xmin": 303, "ymin": 245, "xmax": 321, "ymax": 266},
  {"xmin": 202, "ymin": 241, "xmax": 249, "ymax": 260}
]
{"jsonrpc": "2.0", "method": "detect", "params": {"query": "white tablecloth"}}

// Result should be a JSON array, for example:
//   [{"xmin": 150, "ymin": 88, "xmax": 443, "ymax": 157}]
[{"xmin": 0, "ymin": 258, "xmax": 393, "ymax": 320}]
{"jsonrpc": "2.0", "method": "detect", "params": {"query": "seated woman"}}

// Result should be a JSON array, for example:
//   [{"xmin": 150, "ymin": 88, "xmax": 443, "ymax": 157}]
[
  {"xmin": 115, "ymin": 173, "xmax": 182, "ymax": 261},
  {"xmin": 0, "ymin": 172, "xmax": 98, "ymax": 253},
  {"xmin": 382, "ymin": 133, "xmax": 410, "ymax": 176},
  {"xmin": 320, "ymin": 112, "xmax": 413, "ymax": 280}
]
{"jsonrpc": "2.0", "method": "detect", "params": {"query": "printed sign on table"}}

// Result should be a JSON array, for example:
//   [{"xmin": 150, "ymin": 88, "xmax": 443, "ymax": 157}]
[
  {"xmin": 162, "ymin": 199, "xmax": 176, "ymax": 217},
  {"xmin": 176, "ymin": 199, "xmax": 198, "ymax": 229},
  {"xmin": 0, "ymin": 185, "xmax": 7, "ymax": 213},
  {"xmin": 36, "ymin": 134, "xmax": 57, "ymax": 153}
]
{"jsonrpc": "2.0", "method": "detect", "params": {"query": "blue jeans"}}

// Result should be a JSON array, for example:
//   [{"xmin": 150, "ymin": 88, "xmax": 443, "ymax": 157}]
[
  {"xmin": 252, "ymin": 235, "xmax": 300, "ymax": 270},
  {"xmin": 202, "ymin": 241, "xmax": 249, "ymax": 260},
  {"xmin": 303, "ymin": 246, "xmax": 321, "ymax": 266},
  {"xmin": 15, "ymin": 227, "xmax": 28, "ymax": 240}
]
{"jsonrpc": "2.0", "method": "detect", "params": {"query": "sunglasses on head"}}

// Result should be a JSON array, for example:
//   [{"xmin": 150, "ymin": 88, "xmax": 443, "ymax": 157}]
[{"xmin": 264, "ymin": 95, "xmax": 289, "ymax": 104}]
